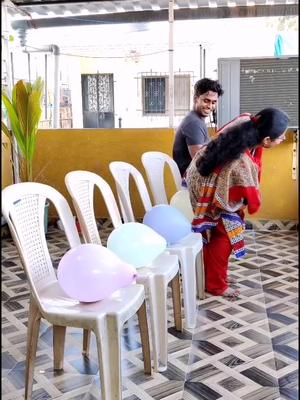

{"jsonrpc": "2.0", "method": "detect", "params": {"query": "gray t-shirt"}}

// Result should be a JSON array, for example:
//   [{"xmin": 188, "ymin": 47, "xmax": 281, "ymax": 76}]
[{"xmin": 173, "ymin": 111, "xmax": 209, "ymax": 176}]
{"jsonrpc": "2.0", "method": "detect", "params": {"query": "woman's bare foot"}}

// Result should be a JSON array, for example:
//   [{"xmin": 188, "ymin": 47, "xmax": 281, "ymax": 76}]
[
  {"xmin": 222, "ymin": 288, "xmax": 240, "ymax": 298},
  {"xmin": 226, "ymin": 276, "xmax": 238, "ymax": 284}
]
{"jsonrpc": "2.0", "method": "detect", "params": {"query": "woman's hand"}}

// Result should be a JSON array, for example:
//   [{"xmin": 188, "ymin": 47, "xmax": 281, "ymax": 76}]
[{"xmin": 206, "ymin": 229, "xmax": 211, "ymax": 243}]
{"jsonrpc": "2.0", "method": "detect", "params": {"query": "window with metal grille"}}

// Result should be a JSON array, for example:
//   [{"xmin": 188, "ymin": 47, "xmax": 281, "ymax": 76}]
[
  {"xmin": 143, "ymin": 76, "xmax": 166, "ymax": 114},
  {"xmin": 142, "ymin": 74, "xmax": 191, "ymax": 116}
]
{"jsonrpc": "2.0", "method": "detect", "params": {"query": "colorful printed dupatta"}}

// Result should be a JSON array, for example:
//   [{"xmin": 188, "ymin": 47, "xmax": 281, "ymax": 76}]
[{"xmin": 186, "ymin": 148, "xmax": 262, "ymax": 259}]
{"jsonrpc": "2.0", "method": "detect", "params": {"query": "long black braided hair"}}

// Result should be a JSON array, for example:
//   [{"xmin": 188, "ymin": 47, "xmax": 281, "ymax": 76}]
[{"xmin": 196, "ymin": 107, "xmax": 289, "ymax": 176}]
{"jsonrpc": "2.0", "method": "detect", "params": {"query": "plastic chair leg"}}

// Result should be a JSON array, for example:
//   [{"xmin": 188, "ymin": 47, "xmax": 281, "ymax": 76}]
[
  {"xmin": 170, "ymin": 272, "xmax": 183, "ymax": 332},
  {"xmin": 95, "ymin": 315, "xmax": 122, "ymax": 400},
  {"xmin": 25, "ymin": 296, "xmax": 42, "ymax": 400},
  {"xmin": 178, "ymin": 249, "xmax": 197, "ymax": 329},
  {"xmin": 82, "ymin": 329, "xmax": 91, "ymax": 356},
  {"xmin": 137, "ymin": 300, "xmax": 152, "ymax": 375},
  {"xmin": 53, "ymin": 325, "xmax": 66, "ymax": 370},
  {"xmin": 153, "ymin": 274, "xmax": 169, "ymax": 372},
  {"xmin": 142, "ymin": 275, "xmax": 159, "ymax": 371},
  {"xmin": 196, "ymin": 251, "xmax": 206, "ymax": 300}
]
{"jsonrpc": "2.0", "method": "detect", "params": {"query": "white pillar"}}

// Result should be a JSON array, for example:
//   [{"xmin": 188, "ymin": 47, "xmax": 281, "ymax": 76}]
[
  {"xmin": 168, "ymin": 0, "xmax": 174, "ymax": 128},
  {"xmin": 2, "ymin": 1, "xmax": 20, "ymax": 183},
  {"xmin": 51, "ymin": 45, "xmax": 60, "ymax": 128}
]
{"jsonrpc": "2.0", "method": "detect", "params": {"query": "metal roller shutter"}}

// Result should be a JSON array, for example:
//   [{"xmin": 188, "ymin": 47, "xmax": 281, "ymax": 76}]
[{"xmin": 240, "ymin": 57, "xmax": 298, "ymax": 128}]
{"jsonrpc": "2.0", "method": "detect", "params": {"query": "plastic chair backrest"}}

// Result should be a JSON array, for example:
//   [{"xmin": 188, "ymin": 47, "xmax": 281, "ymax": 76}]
[
  {"xmin": 109, "ymin": 161, "xmax": 152, "ymax": 222},
  {"xmin": 65, "ymin": 170, "xmax": 123, "ymax": 245},
  {"xmin": 141, "ymin": 151, "xmax": 182, "ymax": 205},
  {"xmin": 1, "ymin": 182, "xmax": 81, "ymax": 307}
]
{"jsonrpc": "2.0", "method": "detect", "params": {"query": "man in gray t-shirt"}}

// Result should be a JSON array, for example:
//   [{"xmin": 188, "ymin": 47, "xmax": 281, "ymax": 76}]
[{"xmin": 173, "ymin": 78, "xmax": 224, "ymax": 177}]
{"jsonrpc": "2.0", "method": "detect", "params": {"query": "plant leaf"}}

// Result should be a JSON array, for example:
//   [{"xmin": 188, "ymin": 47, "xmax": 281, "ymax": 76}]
[
  {"xmin": 32, "ymin": 77, "xmax": 44, "ymax": 95},
  {"xmin": 2, "ymin": 91, "xmax": 26, "ymax": 156},
  {"xmin": 27, "ymin": 87, "xmax": 43, "ymax": 162},
  {"xmin": 12, "ymin": 84, "xmax": 17, "ymax": 108},
  {"xmin": 2, "ymin": 77, "xmax": 44, "ymax": 182},
  {"xmin": 15, "ymin": 81, "xmax": 29, "ymax": 153},
  {"xmin": 1, "ymin": 121, "xmax": 12, "ymax": 143},
  {"xmin": 27, "ymin": 90, "xmax": 43, "ymax": 136}
]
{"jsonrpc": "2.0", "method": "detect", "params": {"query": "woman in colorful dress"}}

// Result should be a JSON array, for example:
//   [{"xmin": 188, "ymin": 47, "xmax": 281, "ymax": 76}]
[{"xmin": 186, "ymin": 107, "xmax": 289, "ymax": 298}]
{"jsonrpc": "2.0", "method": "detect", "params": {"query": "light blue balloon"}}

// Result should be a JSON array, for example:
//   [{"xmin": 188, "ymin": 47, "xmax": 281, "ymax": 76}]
[
  {"xmin": 107, "ymin": 222, "xmax": 167, "ymax": 268},
  {"xmin": 143, "ymin": 205, "xmax": 191, "ymax": 245}
]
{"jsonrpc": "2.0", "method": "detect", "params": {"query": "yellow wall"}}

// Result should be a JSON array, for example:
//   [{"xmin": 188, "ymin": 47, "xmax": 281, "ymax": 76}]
[
  {"xmin": 3, "ymin": 128, "xmax": 298, "ymax": 222},
  {"xmin": 249, "ymin": 131, "xmax": 298, "ymax": 220},
  {"xmin": 33, "ymin": 128, "xmax": 177, "ymax": 219}
]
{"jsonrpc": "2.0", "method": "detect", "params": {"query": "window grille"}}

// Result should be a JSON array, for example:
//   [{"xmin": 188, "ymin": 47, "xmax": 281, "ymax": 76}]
[
  {"xmin": 141, "ymin": 72, "xmax": 192, "ymax": 116},
  {"xmin": 143, "ymin": 76, "xmax": 166, "ymax": 114}
]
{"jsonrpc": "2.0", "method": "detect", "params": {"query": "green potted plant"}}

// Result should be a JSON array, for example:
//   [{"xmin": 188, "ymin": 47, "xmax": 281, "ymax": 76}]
[
  {"xmin": 1, "ymin": 77, "xmax": 50, "ymax": 231},
  {"xmin": 2, "ymin": 77, "xmax": 44, "ymax": 182}
]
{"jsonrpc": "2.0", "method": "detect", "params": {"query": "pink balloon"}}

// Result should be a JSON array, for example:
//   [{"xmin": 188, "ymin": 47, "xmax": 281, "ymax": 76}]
[{"xmin": 57, "ymin": 244, "xmax": 137, "ymax": 302}]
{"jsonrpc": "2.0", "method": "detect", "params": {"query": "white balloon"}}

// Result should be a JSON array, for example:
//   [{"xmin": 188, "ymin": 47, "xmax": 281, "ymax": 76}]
[
  {"xmin": 107, "ymin": 222, "xmax": 167, "ymax": 268},
  {"xmin": 170, "ymin": 190, "xmax": 194, "ymax": 222}
]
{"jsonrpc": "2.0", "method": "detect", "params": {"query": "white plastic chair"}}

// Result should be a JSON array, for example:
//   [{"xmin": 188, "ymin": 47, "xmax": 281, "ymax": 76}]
[
  {"xmin": 1, "ymin": 182, "xmax": 151, "ymax": 400},
  {"xmin": 109, "ymin": 161, "xmax": 204, "ymax": 329},
  {"xmin": 65, "ymin": 170, "xmax": 182, "ymax": 372},
  {"xmin": 141, "ymin": 151, "xmax": 182, "ymax": 205},
  {"xmin": 142, "ymin": 151, "xmax": 205, "ymax": 300}
]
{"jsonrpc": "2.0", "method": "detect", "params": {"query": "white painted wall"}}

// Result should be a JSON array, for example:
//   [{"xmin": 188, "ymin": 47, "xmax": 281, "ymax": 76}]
[{"xmin": 8, "ymin": 16, "xmax": 298, "ymax": 129}]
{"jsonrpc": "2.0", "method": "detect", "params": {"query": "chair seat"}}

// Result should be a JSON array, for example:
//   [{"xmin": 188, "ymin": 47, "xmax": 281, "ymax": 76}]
[
  {"xmin": 39, "ymin": 282, "xmax": 145, "ymax": 328},
  {"xmin": 167, "ymin": 232, "xmax": 203, "ymax": 253},
  {"xmin": 136, "ymin": 253, "xmax": 179, "ymax": 283}
]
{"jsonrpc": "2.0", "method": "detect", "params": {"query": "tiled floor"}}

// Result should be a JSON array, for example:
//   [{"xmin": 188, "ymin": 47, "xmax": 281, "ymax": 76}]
[{"xmin": 1, "ymin": 220, "xmax": 298, "ymax": 400}]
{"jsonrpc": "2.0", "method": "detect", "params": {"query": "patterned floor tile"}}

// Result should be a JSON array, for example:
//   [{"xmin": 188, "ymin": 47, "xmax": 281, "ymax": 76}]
[
  {"xmin": 184, "ymin": 381, "xmax": 222, "ymax": 399},
  {"xmin": 1, "ymin": 223, "xmax": 298, "ymax": 399}
]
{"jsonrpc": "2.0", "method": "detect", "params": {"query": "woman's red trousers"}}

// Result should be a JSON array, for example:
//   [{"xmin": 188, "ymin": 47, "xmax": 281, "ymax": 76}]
[{"xmin": 203, "ymin": 220, "xmax": 233, "ymax": 295}]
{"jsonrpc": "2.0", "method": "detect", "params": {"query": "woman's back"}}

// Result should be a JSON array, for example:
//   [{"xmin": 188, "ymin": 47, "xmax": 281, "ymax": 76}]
[{"xmin": 186, "ymin": 149, "xmax": 260, "ymax": 215}]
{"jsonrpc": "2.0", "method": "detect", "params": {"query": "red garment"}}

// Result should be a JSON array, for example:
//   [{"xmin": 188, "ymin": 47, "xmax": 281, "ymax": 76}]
[{"xmin": 203, "ymin": 219, "xmax": 233, "ymax": 295}]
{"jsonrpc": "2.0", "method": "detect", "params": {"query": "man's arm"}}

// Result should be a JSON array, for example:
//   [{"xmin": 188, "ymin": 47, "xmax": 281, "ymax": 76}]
[
  {"xmin": 188, "ymin": 144, "xmax": 205, "ymax": 158},
  {"xmin": 185, "ymin": 119, "xmax": 208, "ymax": 158}
]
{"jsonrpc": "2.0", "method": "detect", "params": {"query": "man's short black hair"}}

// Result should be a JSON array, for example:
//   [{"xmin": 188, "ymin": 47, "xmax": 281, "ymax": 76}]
[{"xmin": 194, "ymin": 78, "xmax": 224, "ymax": 97}]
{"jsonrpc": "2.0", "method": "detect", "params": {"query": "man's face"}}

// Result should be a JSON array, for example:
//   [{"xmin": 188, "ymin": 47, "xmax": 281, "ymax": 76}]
[{"xmin": 194, "ymin": 91, "xmax": 219, "ymax": 118}]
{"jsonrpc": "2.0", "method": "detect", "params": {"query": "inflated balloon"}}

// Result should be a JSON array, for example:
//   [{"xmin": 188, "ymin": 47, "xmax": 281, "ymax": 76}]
[
  {"xmin": 143, "ymin": 204, "xmax": 191, "ymax": 245},
  {"xmin": 57, "ymin": 243, "xmax": 137, "ymax": 302},
  {"xmin": 170, "ymin": 190, "xmax": 194, "ymax": 222},
  {"xmin": 107, "ymin": 222, "xmax": 167, "ymax": 268}
]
